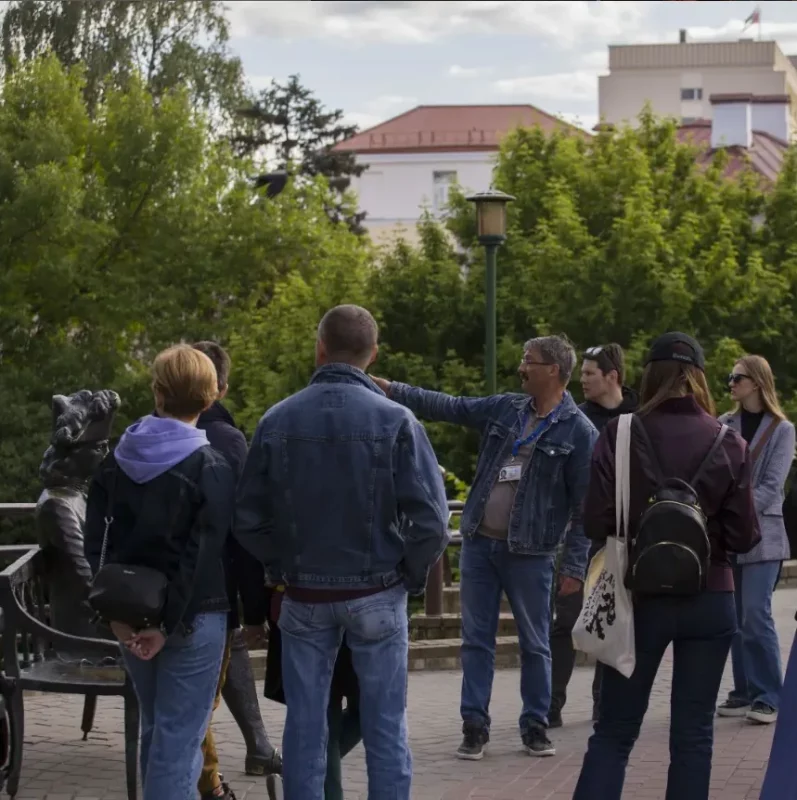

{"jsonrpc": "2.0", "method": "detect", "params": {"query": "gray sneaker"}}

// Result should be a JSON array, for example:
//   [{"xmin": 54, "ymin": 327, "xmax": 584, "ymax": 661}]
[
  {"xmin": 456, "ymin": 725, "xmax": 489, "ymax": 761},
  {"xmin": 522, "ymin": 726, "xmax": 556, "ymax": 757},
  {"xmin": 747, "ymin": 702, "xmax": 778, "ymax": 724},
  {"xmin": 717, "ymin": 698, "xmax": 751, "ymax": 718},
  {"xmin": 266, "ymin": 774, "xmax": 284, "ymax": 800}
]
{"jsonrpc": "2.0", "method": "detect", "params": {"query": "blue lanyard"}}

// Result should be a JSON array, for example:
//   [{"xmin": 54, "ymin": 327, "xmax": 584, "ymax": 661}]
[{"xmin": 512, "ymin": 397, "xmax": 565, "ymax": 457}]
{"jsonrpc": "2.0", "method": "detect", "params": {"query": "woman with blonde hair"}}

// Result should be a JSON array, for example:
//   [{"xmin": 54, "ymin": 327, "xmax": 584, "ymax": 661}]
[
  {"xmin": 84, "ymin": 345, "xmax": 235, "ymax": 799},
  {"xmin": 717, "ymin": 354, "xmax": 796, "ymax": 725}
]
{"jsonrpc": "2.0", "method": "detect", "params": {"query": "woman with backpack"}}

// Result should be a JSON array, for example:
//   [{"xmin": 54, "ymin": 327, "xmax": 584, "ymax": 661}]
[
  {"xmin": 716, "ymin": 355, "xmax": 795, "ymax": 725},
  {"xmin": 573, "ymin": 332, "xmax": 760, "ymax": 800},
  {"xmin": 84, "ymin": 345, "xmax": 234, "ymax": 800}
]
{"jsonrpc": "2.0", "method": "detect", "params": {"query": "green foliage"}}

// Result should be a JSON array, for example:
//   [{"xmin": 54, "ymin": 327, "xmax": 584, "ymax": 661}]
[{"xmin": 0, "ymin": 56, "xmax": 368, "ymax": 516}]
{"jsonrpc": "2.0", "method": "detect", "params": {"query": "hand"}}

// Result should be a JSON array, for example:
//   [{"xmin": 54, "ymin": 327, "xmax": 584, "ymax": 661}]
[
  {"xmin": 370, "ymin": 376, "xmax": 391, "ymax": 395},
  {"xmin": 127, "ymin": 628, "xmax": 167, "ymax": 661},
  {"xmin": 558, "ymin": 576, "xmax": 583, "ymax": 597},
  {"xmin": 242, "ymin": 624, "xmax": 268, "ymax": 649},
  {"xmin": 110, "ymin": 621, "xmax": 136, "ymax": 644}
]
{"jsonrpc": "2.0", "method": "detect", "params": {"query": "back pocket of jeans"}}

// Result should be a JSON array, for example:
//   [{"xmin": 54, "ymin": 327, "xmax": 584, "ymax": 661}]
[{"xmin": 347, "ymin": 594, "xmax": 401, "ymax": 643}]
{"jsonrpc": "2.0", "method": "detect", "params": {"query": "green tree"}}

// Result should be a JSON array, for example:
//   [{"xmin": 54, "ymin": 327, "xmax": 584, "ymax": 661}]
[
  {"xmin": 0, "ymin": 0, "xmax": 244, "ymax": 119},
  {"xmin": 0, "ymin": 55, "xmax": 369, "ymax": 522}
]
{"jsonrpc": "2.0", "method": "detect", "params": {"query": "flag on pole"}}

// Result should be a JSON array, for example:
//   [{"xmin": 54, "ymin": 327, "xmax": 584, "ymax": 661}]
[{"xmin": 743, "ymin": 6, "xmax": 761, "ymax": 31}]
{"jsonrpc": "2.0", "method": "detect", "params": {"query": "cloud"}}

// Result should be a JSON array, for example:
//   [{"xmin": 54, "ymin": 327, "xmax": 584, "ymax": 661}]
[
  {"xmin": 227, "ymin": 1, "xmax": 648, "ymax": 47},
  {"xmin": 343, "ymin": 94, "xmax": 418, "ymax": 131},
  {"xmin": 493, "ymin": 70, "xmax": 598, "ymax": 104},
  {"xmin": 559, "ymin": 111, "xmax": 599, "ymax": 134},
  {"xmin": 447, "ymin": 64, "xmax": 494, "ymax": 79}
]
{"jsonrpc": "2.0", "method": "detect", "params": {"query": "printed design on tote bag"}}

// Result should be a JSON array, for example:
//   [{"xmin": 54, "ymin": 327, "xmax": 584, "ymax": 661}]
[{"xmin": 581, "ymin": 571, "xmax": 617, "ymax": 641}]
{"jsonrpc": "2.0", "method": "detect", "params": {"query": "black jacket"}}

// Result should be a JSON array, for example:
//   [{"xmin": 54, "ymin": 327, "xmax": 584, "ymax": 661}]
[
  {"xmin": 85, "ymin": 447, "xmax": 234, "ymax": 635},
  {"xmin": 197, "ymin": 402, "xmax": 267, "ymax": 627},
  {"xmin": 579, "ymin": 387, "xmax": 639, "ymax": 432}
]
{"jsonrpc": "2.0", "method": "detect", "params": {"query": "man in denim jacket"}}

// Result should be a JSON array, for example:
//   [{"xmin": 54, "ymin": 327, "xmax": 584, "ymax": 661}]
[
  {"xmin": 235, "ymin": 305, "xmax": 449, "ymax": 800},
  {"xmin": 373, "ymin": 335, "xmax": 597, "ymax": 760}
]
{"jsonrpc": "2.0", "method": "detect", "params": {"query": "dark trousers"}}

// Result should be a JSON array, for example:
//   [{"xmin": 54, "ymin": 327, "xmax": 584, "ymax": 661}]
[
  {"xmin": 325, "ymin": 699, "xmax": 362, "ymax": 800},
  {"xmin": 549, "ymin": 585, "xmax": 603, "ymax": 715},
  {"xmin": 573, "ymin": 591, "xmax": 736, "ymax": 800}
]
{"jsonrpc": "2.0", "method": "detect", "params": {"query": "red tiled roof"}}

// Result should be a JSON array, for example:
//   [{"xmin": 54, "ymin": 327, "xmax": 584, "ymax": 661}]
[
  {"xmin": 333, "ymin": 104, "xmax": 589, "ymax": 154},
  {"xmin": 676, "ymin": 120, "xmax": 787, "ymax": 183}
]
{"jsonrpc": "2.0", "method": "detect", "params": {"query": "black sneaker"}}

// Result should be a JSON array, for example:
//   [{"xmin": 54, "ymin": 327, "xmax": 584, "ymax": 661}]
[
  {"xmin": 747, "ymin": 702, "xmax": 778, "ymax": 724},
  {"xmin": 522, "ymin": 726, "xmax": 556, "ymax": 757},
  {"xmin": 548, "ymin": 710, "xmax": 563, "ymax": 729},
  {"xmin": 717, "ymin": 698, "xmax": 751, "ymax": 718},
  {"xmin": 456, "ymin": 724, "xmax": 489, "ymax": 760}
]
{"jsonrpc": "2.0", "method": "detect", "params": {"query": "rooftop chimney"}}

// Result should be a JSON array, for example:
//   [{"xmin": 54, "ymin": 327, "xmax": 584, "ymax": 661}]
[
  {"xmin": 751, "ymin": 95, "xmax": 791, "ymax": 142},
  {"xmin": 710, "ymin": 94, "xmax": 753, "ymax": 149},
  {"xmin": 679, "ymin": 29, "xmax": 687, "ymax": 44}
]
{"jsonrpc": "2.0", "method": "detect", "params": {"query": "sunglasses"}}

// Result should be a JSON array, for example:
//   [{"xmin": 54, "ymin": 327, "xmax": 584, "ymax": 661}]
[
  {"xmin": 583, "ymin": 345, "xmax": 619, "ymax": 373},
  {"xmin": 728, "ymin": 373, "xmax": 750, "ymax": 384}
]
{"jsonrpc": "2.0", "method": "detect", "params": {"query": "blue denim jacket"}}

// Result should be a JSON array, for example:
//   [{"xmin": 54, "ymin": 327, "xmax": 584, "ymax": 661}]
[
  {"xmin": 389, "ymin": 384, "xmax": 598, "ymax": 579},
  {"xmin": 234, "ymin": 364, "xmax": 450, "ymax": 593}
]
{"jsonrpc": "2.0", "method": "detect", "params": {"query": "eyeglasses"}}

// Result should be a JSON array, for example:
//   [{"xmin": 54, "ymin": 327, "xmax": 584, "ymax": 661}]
[
  {"xmin": 584, "ymin": 346, "xmax": 604, "ymax": 356},
  {"xmin": 521, "ymin": 357, "xmax": 553, "ymax": 367},
  {"xmin": 728, "ymin": 373, "xmax": 750, "ymax": 384}
]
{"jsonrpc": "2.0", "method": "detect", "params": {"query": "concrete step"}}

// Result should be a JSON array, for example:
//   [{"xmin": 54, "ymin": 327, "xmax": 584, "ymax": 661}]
[
  {"xmin": 411, "ymin": 612, "xmax": 516, "ymax": 640},
  {"xmin": 248, "ymin": 639, "xmax": 595, "ymax": 674}
]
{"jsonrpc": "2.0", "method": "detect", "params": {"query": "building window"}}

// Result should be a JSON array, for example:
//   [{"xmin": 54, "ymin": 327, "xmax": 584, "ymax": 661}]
[
  {"xmin": 433, "ymin": 171, "xmax": 457, "ymax": 215},
  {"xmin": 680, "ymin": 88, "xmax": 703, "ymax": 101}
]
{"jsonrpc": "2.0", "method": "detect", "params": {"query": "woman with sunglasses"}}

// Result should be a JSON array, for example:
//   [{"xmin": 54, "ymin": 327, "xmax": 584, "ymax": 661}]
[{"xmin": 717, "ymin": 355, "xmax": 795, "ymax": 725}]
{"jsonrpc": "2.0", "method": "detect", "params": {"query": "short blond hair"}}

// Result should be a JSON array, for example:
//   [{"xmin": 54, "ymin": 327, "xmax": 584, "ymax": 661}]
[{"xmin": 152, "ymin": 345, "xmax": 218, "ymax": 418}]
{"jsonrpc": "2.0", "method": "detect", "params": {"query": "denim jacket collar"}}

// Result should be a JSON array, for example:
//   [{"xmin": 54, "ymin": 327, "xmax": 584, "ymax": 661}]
[
  {"xmin": 510, "ymin": 390, "xmax": 578, "ymax": 422},
  {"xmin": 309, "ymin": 363, "xmax": 386, "ymax": 396}
]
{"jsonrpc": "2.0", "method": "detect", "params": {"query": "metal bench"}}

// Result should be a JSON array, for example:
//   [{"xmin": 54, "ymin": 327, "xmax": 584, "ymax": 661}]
[{"xmin": 0, "ymin": 544, "xmax": 138, "ymax": 799}]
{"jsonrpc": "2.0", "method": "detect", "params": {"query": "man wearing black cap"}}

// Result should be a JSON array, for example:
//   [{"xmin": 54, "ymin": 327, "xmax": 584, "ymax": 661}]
[{"xmin": 549, "ymin": 343, "xmax": 638, "ymax": 728}]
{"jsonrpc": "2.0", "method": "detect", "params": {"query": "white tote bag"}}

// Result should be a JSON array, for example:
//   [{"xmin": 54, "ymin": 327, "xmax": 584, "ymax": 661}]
[{"xmin": 572, "ymin": 413, "xmax": 636, "ymax": 678}]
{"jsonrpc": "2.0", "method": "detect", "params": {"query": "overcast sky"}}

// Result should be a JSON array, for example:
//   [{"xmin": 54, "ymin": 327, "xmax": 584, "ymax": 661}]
[{"xmin": 225, "ymin": 1, "xmax": 797, "ymax": 133}]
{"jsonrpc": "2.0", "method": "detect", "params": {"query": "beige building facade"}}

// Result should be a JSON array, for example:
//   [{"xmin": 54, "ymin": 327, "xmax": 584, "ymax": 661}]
[{"xmin": 599, "ymin": 39, "xmax": 797, "ymax": 140}]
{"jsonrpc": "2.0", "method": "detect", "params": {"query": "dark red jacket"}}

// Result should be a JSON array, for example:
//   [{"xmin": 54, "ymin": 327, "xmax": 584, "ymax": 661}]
[{"xmin": 585, "ymin": 396, "xmax": 760, "ymax": 591}]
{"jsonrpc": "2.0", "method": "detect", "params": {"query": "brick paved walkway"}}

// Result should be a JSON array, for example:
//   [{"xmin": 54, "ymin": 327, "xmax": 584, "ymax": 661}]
[{"xmin": 14, "ymin": 589, "xmax": 797, "ymax": 799}]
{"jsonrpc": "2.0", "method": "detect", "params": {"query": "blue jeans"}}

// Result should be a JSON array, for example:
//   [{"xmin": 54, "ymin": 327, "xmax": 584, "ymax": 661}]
[
  {"xmin": 121, "ymin": 612, "xmax": 227, "ymax": 800},
  {"xmin": 574, "ymin": 592, "xmax": 736, "ymax": 800},
  {"xmin": 729, "ymin": 561, "xmax": 783, "ymax": 709},
  {"xmin": 279, "ymin": 584, "xmax": 411, "ymax": 800},
  {"xmin": 459, "ymin": 535, "xmax": 554, "ymax": 732}
]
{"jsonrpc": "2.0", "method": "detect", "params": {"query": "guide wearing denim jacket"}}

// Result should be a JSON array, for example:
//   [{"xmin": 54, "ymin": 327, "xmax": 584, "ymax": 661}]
[
  {"xmin": 388, "ymin": 384, "xmax": 598, "ymax": 580},
  {"xmin": 234, "ymin": 364, "xmax": 450, "ymax": 594}
]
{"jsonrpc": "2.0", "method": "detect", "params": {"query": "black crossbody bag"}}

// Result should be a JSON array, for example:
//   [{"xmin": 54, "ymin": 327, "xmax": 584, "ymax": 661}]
[{"xmin": 87, "ymin": 468, "xmax": 169, "ymax": 630}]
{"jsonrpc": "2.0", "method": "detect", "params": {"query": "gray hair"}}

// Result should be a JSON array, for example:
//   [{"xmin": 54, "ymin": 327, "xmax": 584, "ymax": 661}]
[
  {"xmin": 318, "ymin": 304, "xmax": 379, "ymax": 365},
  {"xmin": 524, "ymin": 335, "xmax": 577, "ymax": 385}
]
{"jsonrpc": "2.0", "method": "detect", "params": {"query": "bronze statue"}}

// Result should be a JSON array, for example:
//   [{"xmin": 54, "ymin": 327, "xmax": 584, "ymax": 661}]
[{"xmin": 36, "ymin": 389, "xmax": 120, "ymax": 655}]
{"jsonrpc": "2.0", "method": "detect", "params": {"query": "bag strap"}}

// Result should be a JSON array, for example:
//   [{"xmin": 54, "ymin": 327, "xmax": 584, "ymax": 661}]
[
  {"xmin": 690, "ymin": 425, "xmax": 729, "ymax": 487},
  {"xmin": 630, "ymin": 415, "xmax": 666, "ymax": 487},
  {"xmin": 615, "ymin": 414, "xmax": 632, "ymax": 541},
  {"xmin": 98, "ymin": 467, "xmax": 118, "ymax": 571},
  {"xmin": 750, "ymin": 418, "xmax": 780, "ymax": 466}
]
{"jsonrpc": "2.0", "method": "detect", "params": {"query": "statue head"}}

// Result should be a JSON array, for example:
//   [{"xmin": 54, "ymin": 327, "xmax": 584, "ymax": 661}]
[{"xmin": 39, "ymin": 390, "xmax": 121, "ymax": 489}]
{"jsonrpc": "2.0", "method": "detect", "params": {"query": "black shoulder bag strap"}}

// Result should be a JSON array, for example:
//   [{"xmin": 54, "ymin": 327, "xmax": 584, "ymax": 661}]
[
  {"xmin": 98, "ymin": 467, "xmax": 118, "ymax": 571},
  {"xmin": 630, "ymin": 414, "xmax": 666, "ymax": 488},
  {"xmin": 690, "ymin": 424, "xmax": 729, "ymax": 487}
]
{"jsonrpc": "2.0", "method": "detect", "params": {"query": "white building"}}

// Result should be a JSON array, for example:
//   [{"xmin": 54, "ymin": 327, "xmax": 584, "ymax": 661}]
[
  {"xmin": 333, "ymin": 105, "xmax": 587, "ymax": 245},
  {"xmin": 599, "ymin": 36, "xmax": 797, "ymax": 139}
]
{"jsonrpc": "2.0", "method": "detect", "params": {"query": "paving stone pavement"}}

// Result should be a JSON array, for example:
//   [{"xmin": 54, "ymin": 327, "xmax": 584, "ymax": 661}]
[{"xmin": 14, "ymin": 588, "xmax": 797, "ymax": 799}]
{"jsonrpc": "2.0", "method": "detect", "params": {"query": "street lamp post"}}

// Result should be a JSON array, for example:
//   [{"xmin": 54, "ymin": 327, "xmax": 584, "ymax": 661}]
[{"xmin": 466, "ymin": 189, "xmax": 515, "ymax": 395}]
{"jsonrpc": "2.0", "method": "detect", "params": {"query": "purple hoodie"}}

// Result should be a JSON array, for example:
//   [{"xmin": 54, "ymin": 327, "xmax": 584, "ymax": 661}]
[{"xmin": 115, "ymin": 415, "xmax": 209, "ymax": 484}]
